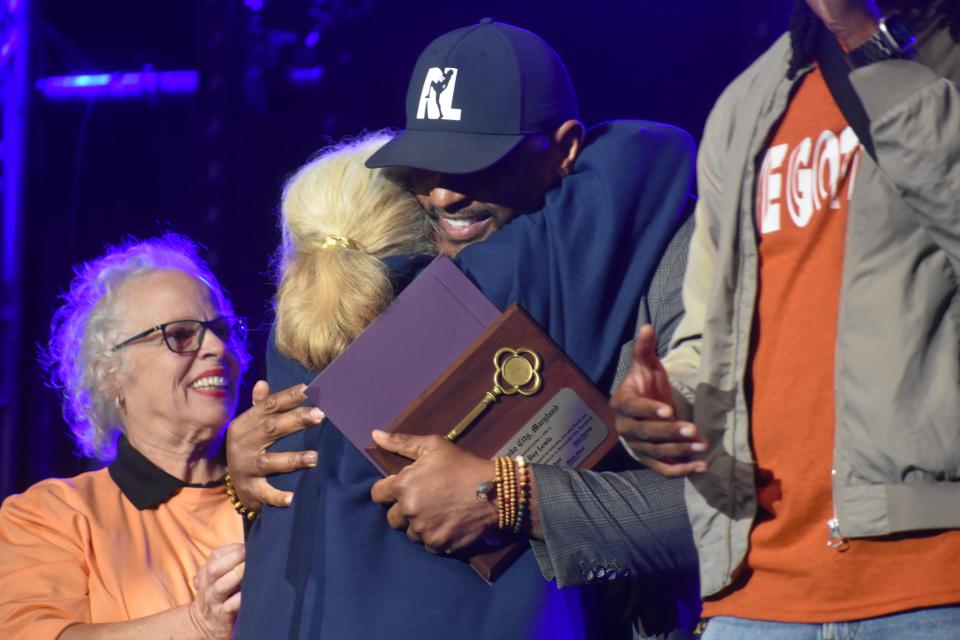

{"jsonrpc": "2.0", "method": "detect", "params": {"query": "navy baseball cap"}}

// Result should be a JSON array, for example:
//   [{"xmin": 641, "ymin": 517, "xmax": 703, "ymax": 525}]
[{"xmin": 365, "ymin": 18, "xmax": 579, "ymax": 174}]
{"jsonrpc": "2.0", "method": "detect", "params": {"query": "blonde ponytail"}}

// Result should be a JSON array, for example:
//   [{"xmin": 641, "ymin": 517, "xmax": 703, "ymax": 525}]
[{"xmin": 275, "ymin": 132, "xmax": 435, "ymax": 371}]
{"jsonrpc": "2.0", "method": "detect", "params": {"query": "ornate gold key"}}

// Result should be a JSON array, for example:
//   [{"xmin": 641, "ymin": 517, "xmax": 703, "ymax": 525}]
[{"xmin": 445, "ymin": 347, "xmax": 543, "ymax": 443}]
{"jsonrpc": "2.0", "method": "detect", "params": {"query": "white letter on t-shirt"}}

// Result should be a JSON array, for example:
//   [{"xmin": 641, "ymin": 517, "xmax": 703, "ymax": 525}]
[
  {"xmin": 759, "ymin": 143, "xmax": 788, "ymax": 234},
  {"xmin": 839, "ymin": 126, "xmax": 861, "ymax": 201},
  {"xmin": 787, "ymin": 137, "xmax": 814, "ymax": 228},
  {"xmin": 814, "ymin": 130, "xmax": 841, "ymax": 211}
]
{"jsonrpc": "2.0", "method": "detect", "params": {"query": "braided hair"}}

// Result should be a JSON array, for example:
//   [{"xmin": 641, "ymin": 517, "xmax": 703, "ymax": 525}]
[{"xmin": 787, "ymin": 0, "xmax": 960, "ymax": 79}]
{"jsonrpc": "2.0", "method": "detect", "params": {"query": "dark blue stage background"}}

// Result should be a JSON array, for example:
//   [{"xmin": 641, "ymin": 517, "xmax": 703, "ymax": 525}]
[{"xmin": 0, "ymin": 0, "xmax": 793, "ymax": 498}]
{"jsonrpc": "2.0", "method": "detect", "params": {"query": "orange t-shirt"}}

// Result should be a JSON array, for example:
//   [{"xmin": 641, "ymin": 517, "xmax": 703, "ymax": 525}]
[
  {"xmin": 702, "ymin": 65, "xmax": 960, "ymax": 622},
  {"xmin": 0, "ymin": 468, "xmax": 243, "ymax": 639}
]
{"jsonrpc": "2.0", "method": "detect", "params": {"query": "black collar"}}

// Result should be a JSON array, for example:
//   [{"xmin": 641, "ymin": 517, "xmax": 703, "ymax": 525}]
[{"xmin": 108, "ymin": 435, "xmax": 224, "ymax": 510}]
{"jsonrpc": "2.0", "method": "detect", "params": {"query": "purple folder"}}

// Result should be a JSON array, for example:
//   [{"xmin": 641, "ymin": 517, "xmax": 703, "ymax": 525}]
[{"xmin": 305, "ymin": 255, "xmax": 500, "ymax": 473}]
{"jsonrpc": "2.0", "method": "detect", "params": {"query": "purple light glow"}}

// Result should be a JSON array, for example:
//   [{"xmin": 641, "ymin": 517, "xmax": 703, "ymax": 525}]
[
  {"xmin": 0, "ymin": 29, "xmax": 17, "ymax": 66},
  {"xmin": 35, "ymin": 70, "xmax": 199, "ymax": 100},
  {"xmin": 286, "ymin": 66, "xmax": 325, "ymax": 87}
]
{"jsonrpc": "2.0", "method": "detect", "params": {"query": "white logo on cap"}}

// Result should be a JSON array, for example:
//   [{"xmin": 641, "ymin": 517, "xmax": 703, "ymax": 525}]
[{"xmin": 416, "ymin": 67, "xmax": 462, "ymax": 121}]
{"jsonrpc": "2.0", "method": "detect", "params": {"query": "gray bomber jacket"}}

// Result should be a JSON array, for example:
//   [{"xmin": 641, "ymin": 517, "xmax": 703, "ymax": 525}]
[{"xmin": 663, "ymin": 23, "xmax": 960, "ymax": 597}]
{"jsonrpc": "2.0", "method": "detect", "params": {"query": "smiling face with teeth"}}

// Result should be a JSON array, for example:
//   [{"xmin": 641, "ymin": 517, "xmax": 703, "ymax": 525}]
[
  {"xmin": 407, "ymin": 121, "xmax": 584, "ymax": 257},
  {"xmin": 111, "ymin": 269, "xmax": 242, "ymax": 456}
]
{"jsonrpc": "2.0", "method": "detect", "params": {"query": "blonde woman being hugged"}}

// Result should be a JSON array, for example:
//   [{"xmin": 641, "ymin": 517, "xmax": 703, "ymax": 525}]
[{"xmin": 0, "ymin": 234, "xmax": 248, "ymax": 639}]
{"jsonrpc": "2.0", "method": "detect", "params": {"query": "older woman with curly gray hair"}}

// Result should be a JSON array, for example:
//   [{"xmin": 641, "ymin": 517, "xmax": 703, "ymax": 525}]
[{"xmin": 0, "ymin": 233, "xmax": 249, "ymax": 639}]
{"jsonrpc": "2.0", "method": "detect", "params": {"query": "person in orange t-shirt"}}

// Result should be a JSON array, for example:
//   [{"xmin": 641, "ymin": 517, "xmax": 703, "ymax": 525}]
[
  {"xmin": 0, "ymin": 234, "xmax": 252, "ymax": 639},
  {"xmin": 613, "ymin": 0, "xmax": 960, "ymax": 638}
]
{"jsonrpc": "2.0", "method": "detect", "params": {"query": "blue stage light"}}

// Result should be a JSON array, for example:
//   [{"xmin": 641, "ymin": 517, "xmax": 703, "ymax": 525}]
[
  {"xmin": 65, "ymin": 74, "xmax": 110, "ymax": 87},
  {"xmin": 35, "ymin": 70, "xmax": 199, "ymax": 100}
]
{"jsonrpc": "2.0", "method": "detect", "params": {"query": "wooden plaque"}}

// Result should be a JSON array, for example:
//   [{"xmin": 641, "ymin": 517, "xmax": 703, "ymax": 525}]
[{"xmin": 366, "ymin": 304, "xmax": 619, "ymax": 581}]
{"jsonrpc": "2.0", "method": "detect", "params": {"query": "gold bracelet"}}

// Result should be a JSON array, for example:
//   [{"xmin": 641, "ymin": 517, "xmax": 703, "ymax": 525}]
[
  {"xmin": 494, "ymin": 455, "xmax": 519, "ymax": 532},
  {"xmin": 224, "ymin": 473, "xmax": 260, "ymax": 522},
  {"xmin": 505, "ymin": 456, "xmax": 515, "ymax": 532},
  {"xmin": 494, "ymin": 457, "xmax": 507, "ymax": 530}
]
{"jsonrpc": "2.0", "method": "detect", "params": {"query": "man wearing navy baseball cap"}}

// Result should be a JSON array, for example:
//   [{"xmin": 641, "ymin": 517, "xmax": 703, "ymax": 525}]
[
  {"xmin": 367, "ymin": 18, "xmax": 579, "ymax": 174},
  {"xmin": 233, "ymin": 18, "xmax": 700, "ymax": 640},
  {"xmin": 367, "ymin": 18, "xmax": 586, "ymax": 256}
]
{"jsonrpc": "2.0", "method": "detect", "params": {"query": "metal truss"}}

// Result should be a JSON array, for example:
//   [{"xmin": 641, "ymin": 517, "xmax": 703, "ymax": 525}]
[{"xmin": 0, "ymin": 0, "xmax": 29, "ymax": 498}]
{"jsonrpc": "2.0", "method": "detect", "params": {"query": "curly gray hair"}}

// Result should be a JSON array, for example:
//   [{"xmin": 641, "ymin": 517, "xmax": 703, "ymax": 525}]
[{"xmin": 42, "ymin": 233, "xmax": 250, "ymax": 462}]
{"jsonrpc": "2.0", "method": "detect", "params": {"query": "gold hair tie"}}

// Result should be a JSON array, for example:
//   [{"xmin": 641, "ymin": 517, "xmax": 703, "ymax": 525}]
[{"xmin": 321, "ymin": 234, "xmax": 358, "ymax": 250}]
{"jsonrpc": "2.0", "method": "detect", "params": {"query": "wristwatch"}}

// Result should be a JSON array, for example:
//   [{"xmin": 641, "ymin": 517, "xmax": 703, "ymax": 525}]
[{"xmin": 847, "ymin": 13, "xmax": 916, "ymax": 68}]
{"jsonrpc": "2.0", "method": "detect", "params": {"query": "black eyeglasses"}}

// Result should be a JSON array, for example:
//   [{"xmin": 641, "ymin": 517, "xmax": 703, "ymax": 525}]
[{"xmin": 112, "ymin": 316, "xmax": 247, "ymax": 354}]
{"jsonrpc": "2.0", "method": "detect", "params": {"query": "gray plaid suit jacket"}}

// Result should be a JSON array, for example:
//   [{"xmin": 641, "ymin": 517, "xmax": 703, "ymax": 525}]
[{"xmin": 530, "ymin": 214, "xmax": 699, "ymax": 640}]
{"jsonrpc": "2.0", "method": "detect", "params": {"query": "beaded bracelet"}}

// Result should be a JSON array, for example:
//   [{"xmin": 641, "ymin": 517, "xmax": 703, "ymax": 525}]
[
  {"xmin": 224, "ymin": 473, "xmax": 260, "ymax": 522},
  {"xmin": 493, "ymin": 456, "xmax": 506, "ymax": 530},
  {"xmin": 494, "ymin": 455, "xmax": 518, "ymax": 532},
  {"xmin": 513, "ymin": 455, "xmax": 529, "ymax": 534},
  {"xmin": 505, "ymin": 457, "xmax": 517, "ymax": 531},
  {"xmin": 489, "ymin": 456, "xmax": 531, "ymax": 534}
]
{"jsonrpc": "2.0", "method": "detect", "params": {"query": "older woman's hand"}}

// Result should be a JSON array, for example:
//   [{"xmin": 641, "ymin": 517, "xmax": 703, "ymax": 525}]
[
  {"xmin": 226, "ymin": 381, "xmax": 325, "ymax": 511},
  {"xmin": 187, "ymin": 543, "xmax": 245, "ymax": 639}
]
